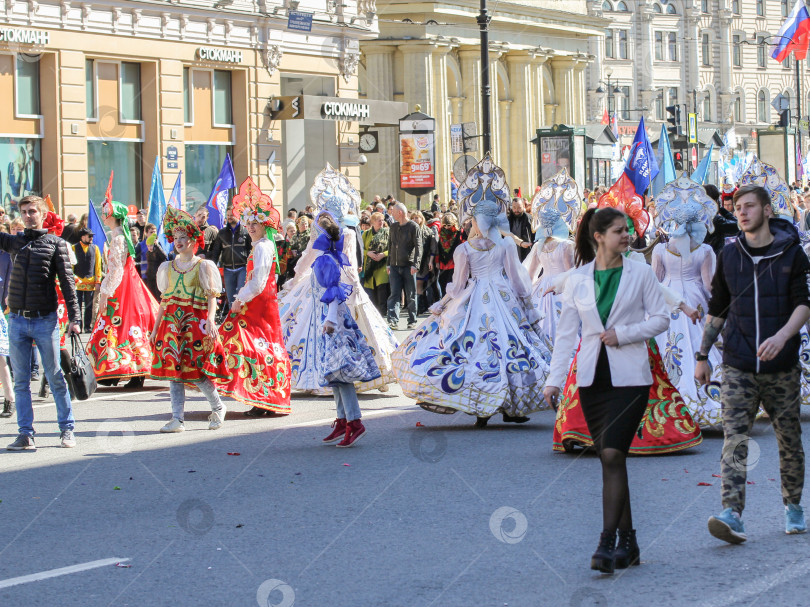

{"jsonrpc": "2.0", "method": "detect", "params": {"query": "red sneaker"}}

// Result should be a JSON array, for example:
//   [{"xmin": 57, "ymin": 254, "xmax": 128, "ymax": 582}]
[
  {"xmin": 336, "ymin": 419, "xmax": 366, "ymax": 448},
  {"xmin": 323, "ymin": 418, "xmax": 347, "ymax": 443}
]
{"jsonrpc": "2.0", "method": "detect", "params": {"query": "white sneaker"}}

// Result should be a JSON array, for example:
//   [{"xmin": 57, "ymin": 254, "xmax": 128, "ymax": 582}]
[
  {"xmin": 208, "ymin": 407, "xmax": 226, "ymax": 430},
  {"xmin": 160, "ymin": 418, "xmax": 185, "ymax": 433}
]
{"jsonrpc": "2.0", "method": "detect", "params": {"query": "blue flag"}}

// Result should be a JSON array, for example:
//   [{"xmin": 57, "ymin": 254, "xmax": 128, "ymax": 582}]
[
  {"xmin": 692, "ymin": 143, "xmax": 714, "ymax": 185},
  {"xmin": 624, "ymin": 116, "xmax": 659, "ymax": 196},
  {"xmin": 651, "ymin": 123, "xmax": 677, "ymax": 197},
  {"xmin": 147, "ymin": 156, "xmax": 169, "ymax": 251},
  {"xmin": 168, "ymin": 172, "xmax": 183, "ymax": 210},
  {"xmin": 205, "ymin": 154, "xmax": 236, "ymax": 229},
  {"xmin": 87, "ymin": 199, "xmax": 107, "ymax": 252}
]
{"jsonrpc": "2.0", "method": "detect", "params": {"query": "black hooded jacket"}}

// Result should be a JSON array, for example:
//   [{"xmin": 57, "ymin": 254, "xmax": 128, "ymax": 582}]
[{"xmin": 0, "ymin": 229, "xmax": 80, "ymax": 322}]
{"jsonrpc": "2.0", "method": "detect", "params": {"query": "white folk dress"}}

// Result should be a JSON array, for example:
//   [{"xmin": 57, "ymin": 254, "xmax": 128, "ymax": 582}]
[
  {"xmin": 279, "ymin": 227, "xmax": 399, "ymax": 394},
  {"xmin": 392, "ymin": 237, "xmax": 552, "ymax": 417},
  {"xmin": 651, "ymin": 242, "xmax": 723, "ymax": 427},
  {"xmin": 523, "ymin": 237, "xmax": 575, "ymax": 350}
]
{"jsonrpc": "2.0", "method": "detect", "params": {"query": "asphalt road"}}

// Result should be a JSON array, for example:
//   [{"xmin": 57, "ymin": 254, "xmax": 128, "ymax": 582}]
[{"xmin": 1, "ymin": 346, "xmax": 810, "ymax": 607}]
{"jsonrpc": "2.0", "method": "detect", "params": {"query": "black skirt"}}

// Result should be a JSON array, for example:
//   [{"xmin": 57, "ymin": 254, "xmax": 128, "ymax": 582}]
[{"xmin": 578, "ymin": 345, "xmax": 650, "ymax": 454}]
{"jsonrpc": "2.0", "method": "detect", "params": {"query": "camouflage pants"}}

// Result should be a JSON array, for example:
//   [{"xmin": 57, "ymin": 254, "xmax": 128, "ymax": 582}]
[{"xmin": 720, "ymin": 365, "xmax": 804, "ymax": 514}]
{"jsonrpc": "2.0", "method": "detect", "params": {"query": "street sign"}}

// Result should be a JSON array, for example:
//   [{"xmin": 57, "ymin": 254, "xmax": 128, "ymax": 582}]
[
  {"xmin": 800, "ymin": 119, "xmax": 809, "ymax": 134},
  {"xmin": 287, "ymin": 11, "xmax": 313, "ymax": 32},
  {"xmin": 462, "ymin": 122, "xmax": 478, "ymax": 153},
  {"xmin": 772, "ymin": 93, "xmax": 790, "ymax": 112},
  {"xmin": 687, "ymin": 113, "xmax": 698, "ymax": 144},
  {"xmin": 691, "ymin": 146, "xmax": 698, "ymax": 169},
  {"xmin": 450, "ymin": 123, "xmax": 463, "ymax": 154},
  {"xmin": 453, "ymin": 155, "xmax": 477, "ymax": 182}
]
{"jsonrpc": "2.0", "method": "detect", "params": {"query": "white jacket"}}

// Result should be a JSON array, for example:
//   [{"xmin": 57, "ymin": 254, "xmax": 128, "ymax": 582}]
[{"xmin": 547, "ymin": 255, "xmax": 669, "ymax": 389}]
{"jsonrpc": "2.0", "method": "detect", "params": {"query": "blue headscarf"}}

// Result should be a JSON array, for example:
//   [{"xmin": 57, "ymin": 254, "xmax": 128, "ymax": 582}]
[{"xmin": 312, "ymin": 226, "xmax": 353, "ymax": 304}]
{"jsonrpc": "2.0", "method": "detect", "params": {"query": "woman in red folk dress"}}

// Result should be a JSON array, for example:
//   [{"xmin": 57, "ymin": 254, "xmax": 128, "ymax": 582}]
[
  {"xmin": 214, "ymin": 177, "xmax": 291, "ymax": 417},
  {"xmin": 86, "ymin": 200, "xmax": 158, "ymax": 388}
]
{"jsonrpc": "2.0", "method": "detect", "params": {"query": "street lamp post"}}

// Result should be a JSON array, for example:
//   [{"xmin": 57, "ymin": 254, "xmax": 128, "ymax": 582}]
[
  {"xmin": 595, "ymin": 68, "xmax": 623, "ymax": 124},
  {"xmin": 478, "ymin": 0, "xmax": 492, "ymax": 154}
]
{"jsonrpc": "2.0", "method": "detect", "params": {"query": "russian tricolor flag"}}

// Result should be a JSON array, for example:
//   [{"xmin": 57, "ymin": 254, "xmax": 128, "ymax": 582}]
[{"xmin": 772, "ymin": 0, "xmax": 810, "ymax": 63}]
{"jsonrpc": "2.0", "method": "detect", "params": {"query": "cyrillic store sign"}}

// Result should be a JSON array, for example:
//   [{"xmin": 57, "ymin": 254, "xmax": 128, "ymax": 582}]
[
  {"xmin": 268, "ymin": 95, "xmax": 408, "ymax": 126},
  {"xmin": 0, "ymin": 28, "xmax": 49, "ymax": 45},
  {"xmin": 197, "ymin": 47, "xmax": 242, "ymax": 63},
  {"xmin": 322, "ymin": 101, "xmax": 370, "ymax": 120}
]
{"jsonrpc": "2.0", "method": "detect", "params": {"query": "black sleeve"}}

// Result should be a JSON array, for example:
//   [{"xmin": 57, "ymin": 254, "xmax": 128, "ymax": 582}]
[
  {"xmin": 707, "ymin": 248, "xmax": 732, "ymax": 318},
  {"xmin": 0, "ymin": 232, "xmax": 15, "ymax": 253},
  {"xmin": 412, "ymin": 223, "xmax": 423, "ymax": 269},
  {"xmin": 54, "ymin": 239, "xmax": 81, "ymax": 324},
  {"xmin": 789, "ymin": 248, "xmax": 810, "ymax": 311},
  {"xmin": 208, "ymin": 231, "xmax": 222, "ymax": 265}
]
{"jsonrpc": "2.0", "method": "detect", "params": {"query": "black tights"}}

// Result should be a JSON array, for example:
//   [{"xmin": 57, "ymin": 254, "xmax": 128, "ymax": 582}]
[{"xmin": 600, "ymin": 447, "xmax": 633, "ymax": 532}]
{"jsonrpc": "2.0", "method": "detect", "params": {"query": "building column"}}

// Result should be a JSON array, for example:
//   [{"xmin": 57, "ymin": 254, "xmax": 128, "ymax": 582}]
[
  {"xmin": 458, "ymin": 46, "xmax": 481, "ymax": 130},
  {"xmin": 506, "ymin": 51, "xmax": 535, "ymax": 192},
  {"xmin": 361, "ymin": 43, "xmax": 398, "ymax": 200},
  {"xmin": 431, "ymin": 44, "xmax": 452, "ymax": 201},
  {"xmin": 572, "ymin": 55, "xmax": 589, "ymax": 124},
  {"xmin": 718, "ymin": 10, "xmax": 732, "ymax": 99},
  {"xmin": 532, "ymin": 51, "xmax": 552, "ymax": 128},
  {"xmin": 638, "ymin": 6, "xmax": 655, "ymax": 97},
  {"xmin": 684, "ymin": 8, "xmax": 700, "ymax": 104},
  {"xmin": 551, "ymin": 55, "xmax": 577, "ymax": 125}
]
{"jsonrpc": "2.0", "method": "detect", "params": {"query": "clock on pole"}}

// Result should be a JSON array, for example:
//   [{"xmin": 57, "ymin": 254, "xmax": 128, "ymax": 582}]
[{"xmin": 359, "ymin": 131, "xmax": 379, "ymax": 153}]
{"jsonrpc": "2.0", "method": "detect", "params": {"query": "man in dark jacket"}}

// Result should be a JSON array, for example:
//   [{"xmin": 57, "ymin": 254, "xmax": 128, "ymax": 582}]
[
  {"xmin": 508, "ymin": 198, "xmax": 533, "ymax": 261},
  {"xmin": 703, "ymin": 184, "xmax": 739, "ymax": 253},
  {"xmin": 386, "ymin": 202, "xmax": 422, "ymax": 329},
  {"xmin": 1, "ymin": 196, "xmax": 81, "ymax": 451},
  {"xmin": 194, "ymin": 207, "xmax": 220, "ymax": 259},
  {"xmin": 209, "ymin": 208, "xmax": 251, "ymax": 307},
  {"xmin": 697, "ymin": 185, "xmax": 810, "ymax": 543}
]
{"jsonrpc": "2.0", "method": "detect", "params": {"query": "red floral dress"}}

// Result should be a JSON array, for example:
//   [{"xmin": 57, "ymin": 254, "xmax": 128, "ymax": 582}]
[
  {"xmin": 553, "ymin": 341, "xmax": 703, "ymax": 455},
  {"xmin": 213, "ymin": 239, "xmax": 291, "ymax": 412},
  {"xmin": 87, "ymin": 233, "xmax": 158, "ymax": 380},
  {"xmin": 151, "ymin": 258, "xmax": 228, "ymax": 382}
]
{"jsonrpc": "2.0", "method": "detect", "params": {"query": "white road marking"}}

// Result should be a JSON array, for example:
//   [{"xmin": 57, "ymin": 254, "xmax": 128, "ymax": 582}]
[
  {"xmin": 32, "ymin": 389, "xmax": 167, "ymax": 409},
  {"xmin": 0, "ymin": 558, "xmax": 131, "ymax": 589}
]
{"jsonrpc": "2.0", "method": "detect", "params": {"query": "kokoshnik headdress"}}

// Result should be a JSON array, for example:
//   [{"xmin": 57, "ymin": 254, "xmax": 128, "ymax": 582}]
[
  {"xmin": 739, "ymin": 156, "xmax": 792, "ymax": 221},
  {"xmin": 231, "ymin": 177, "xmax": 282, "ymax": 272},
  {"xmin": 309, "ymin": 163, "xmax": 361, "ymax": 228},
  {"xmin": 530, "ymin": 168, "xmax": 582, "ymax": 241},
  {"xmin": 457, "ymin": 153, "xmax": 511, "ymax": 242},
  {"xmin": 652, "ymin": 175, "xmax": 717, "ymax": 261},
  {"xmin": 163, "ymin": 206, "xmax": 205, "ymax": 251}
]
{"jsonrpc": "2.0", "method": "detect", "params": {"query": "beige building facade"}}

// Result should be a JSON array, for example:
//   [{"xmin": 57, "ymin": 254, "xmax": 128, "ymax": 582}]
[
  {"xmin": 0, "ymin": 0, "xmax": 379, "ymax": 220},
  {"xmin": 359, "ymin": 0, "xmax": 607, "ymax": 203}
]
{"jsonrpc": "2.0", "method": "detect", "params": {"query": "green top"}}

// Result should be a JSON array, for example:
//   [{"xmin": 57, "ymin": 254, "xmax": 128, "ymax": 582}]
[{"xmin": 594, "ymin": 266, "xmax": 623, "ymax": 326}]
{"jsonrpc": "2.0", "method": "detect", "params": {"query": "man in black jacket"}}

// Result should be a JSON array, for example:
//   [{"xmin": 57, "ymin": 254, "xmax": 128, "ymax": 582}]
[
  {"xmin": 2, "ymin": 196, "xmax": 81, "ymax": 451},
  {"xmin": 386, "ymin": 202, "xmax": 422, "ymax": 329},
  {"xmin": 508, "ymin": 198, "xmax": 533, "ymax": 261},
  {"xmin": 697, "ymin": 185, "xmax": 810, "ymax": 543},
  {"xmin": 703, "ymin": 184, "xmax": 739, "ymax": 253},
  {"xmin": 209, "ymin": 208, "xmax": 251, "ymax": 307}
]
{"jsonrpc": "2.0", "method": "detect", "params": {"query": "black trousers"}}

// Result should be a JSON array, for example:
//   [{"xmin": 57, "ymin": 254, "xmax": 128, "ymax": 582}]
[
  {"xmin": 76, "ymin": 289, "xmax": 95, "ymax": 332},
  {"xmin": 579, "ymin": 345, "xmax": 649, "ymax": 454}
]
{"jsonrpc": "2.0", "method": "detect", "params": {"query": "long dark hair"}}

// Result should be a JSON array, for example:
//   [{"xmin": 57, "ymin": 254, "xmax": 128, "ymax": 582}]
[
  {"xmin": 318, "ymin": 213, "xmax": 341, "ymax": 241},
  {"xmin": 574, "ymin": 207, "xmax": 626, "ymax": 266}
]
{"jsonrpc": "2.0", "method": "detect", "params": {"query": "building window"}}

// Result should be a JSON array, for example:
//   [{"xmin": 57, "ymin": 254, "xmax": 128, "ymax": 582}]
[
  {"xmin": 702, "ymin": 34, "xmax": 711, "ymax": 65},
  {"xmin": 666, "ymin": 3, "xmax": 677, "ymax": 14},
  {"xmin": 757, "ymin": 90, "xmax": 768, "ymax": 122},
  {"xmin": 185, "ymin": 144, "xmax": 233, "ymax": 212},
  {"xmin": 732, "ymin": 0, "xmax": 740, "ymax": 14},
  {"xmin": 655, "ymin": 32, "xmax": 663, "ymax": 61},
  {"xmin": 213, "ymin": 70, "xmax": 232, "ymax": 126},
  {"xmin": 702, "ymin": 94, "xmax": 712, "ymax": 122},
  {"xmin": 785, "ymin": 55, "xmax": 793, "ymax": 69},
  {"xmin": 618, "ymin": 30, "xmax": 628, "ymax": 60},
  {"xmin": 757, "ymin": 35, "xmax": 767, "ymax": 67},
  {"xmin": 120, "ymin": 62, "xmax": 141, "ymax": 121},
  {"xmin": 0, "ymin": 136, "xmax": 42, "ymax": 211},
  {"xmin": 616, "ymin": 1, "xmax": 629, "ymax": 10},
  {"xmin": 782, "ymin": 0, "xmax": 790, "ymax": 16},
  {"xmin": 652, "ymin": 3, "xmax": 662, "ymax": 12},
  {"xmin": 87, "ymin": 141, "xmax": 143, "ymax": 208},
  {"xmin": 732, "ymin": 35, "xmax": 742, "ymax": 67},
  {"xmin": 619, "ymin": 85, "xmax": 630, "ymax": 120},
  {"xmin": 655, "ymin": 95, "xmax": 664, "ymax": 120},
  {"xmin": 733, "ymin": 94, "xmax": 741, "ymax": 122},
  {"xmin": 668, "ymin": 33, "xmax": 678, "ymax": 61},
  {"xmin": 16, "ymin": 54, "xmax": 40, "ymax": 116},
  {"xmin": 605, "ymin": 29, "xmax": 614, "ymax": 59},
  {"xmin": 701, "ymin": 0, "xmax": 708, "ymax": 12},
  {"xmin": 668, "ymin": 87, "xmax": 679, "ymax": 109},
  {"xmin": 757, "ymin": 0, "xmax": 764, "ymax": 16},
  {"xmin": 602, "ymin": 0, "xmax": 612, "ymax": 10},
  {"xmin": 183, "ymin": 67, "xmax": 191, "ymax": 125},
  {"xmin": 86, "ymin": 59, "xmax": 96, "ymax": 120}
]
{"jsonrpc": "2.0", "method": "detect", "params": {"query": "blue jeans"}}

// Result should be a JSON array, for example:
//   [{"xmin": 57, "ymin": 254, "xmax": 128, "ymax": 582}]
[
  {"xmin": 9, "ymin": 312, "xmax": 74, "ymax": 436},
  {"xmin": 333, "ymin": 382, "xmax": 361, "ymax": 421},
  {"xmin": 223, "ymin": 266, "xmax": 247, "ymax": 306},
  {"xmin": 387, "ymin": 265, "xmax": 417, "ymax": 325}
]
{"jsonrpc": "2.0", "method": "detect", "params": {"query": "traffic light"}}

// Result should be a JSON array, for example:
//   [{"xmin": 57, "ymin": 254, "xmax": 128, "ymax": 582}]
[
  {"xmin": 779, "ymin": 109, "xmax": 790, "ymax": 127},
  {"xmin": 674, "ymin": 151, "xmax": 684, "ymax": 171},
  {"xmin": 666, "ymin": 104, "xmax": 682, "ymax": 137}
]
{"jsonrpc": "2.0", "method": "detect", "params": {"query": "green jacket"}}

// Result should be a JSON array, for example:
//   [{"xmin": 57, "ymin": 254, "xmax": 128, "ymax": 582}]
[{"xmin": 362, "ymin": 227, "xmax": 389, "ymax": 289}]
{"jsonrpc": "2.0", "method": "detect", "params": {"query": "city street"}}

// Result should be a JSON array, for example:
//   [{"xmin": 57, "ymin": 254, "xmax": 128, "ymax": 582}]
[{"xmin": 1, "ymin": 341, "xmax": 810, "ymax": 607}]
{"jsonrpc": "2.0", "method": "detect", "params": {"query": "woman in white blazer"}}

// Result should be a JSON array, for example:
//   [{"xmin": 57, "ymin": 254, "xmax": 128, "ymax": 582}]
[{"xmin": 543, "ymin": 207, "xmax": 669, "ymax": 575}]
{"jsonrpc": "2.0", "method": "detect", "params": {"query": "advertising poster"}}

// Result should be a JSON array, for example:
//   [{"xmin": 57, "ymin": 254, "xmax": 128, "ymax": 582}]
[
  {"xmin": 540, "ymin": 135, "xmax": 571, "ymax": 182},
  {"xmin": 0, "ymin": 137, "xmax": 41, "ymax": 220},
  {"xmin": 400, "ymin": 133, "xmax": 435, "ymax": 189}
]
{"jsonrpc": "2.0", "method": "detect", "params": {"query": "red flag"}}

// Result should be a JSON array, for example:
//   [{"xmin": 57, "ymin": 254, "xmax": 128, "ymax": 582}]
[
  {"xmin": 601, "ymin": 108, "xmax": 609, "ymax": 126},
  {"xmin": 43, "ymin": 194, "xmax": 55, "ymax": 212},
  {"xmin": 597, "ymin": 173, "xmax": 651, "ymax": 237},
  {"xmin": 103, "ymin": 171, "xmax": 114, "ymax": 207}
]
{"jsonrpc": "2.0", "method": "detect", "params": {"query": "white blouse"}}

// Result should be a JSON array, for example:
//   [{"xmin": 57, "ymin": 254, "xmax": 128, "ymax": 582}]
[
  {"xmin": 156, "ymin": 258, "xmax": 222, "ymax": 296},
  {"xmin": 99, "ymin": 228, "xmax": 126, "ymax": 297},
  {"xmin": 236, "ymin": 238, "xmax": 276, "ymax": 303}
]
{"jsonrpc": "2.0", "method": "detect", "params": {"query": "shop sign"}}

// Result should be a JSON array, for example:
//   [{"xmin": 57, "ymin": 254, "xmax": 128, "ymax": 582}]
[
  {"xmin": 450, "ymin": 124, "xmax": 463, "ymax": 154},
  {"xmin": 321, "ymin": 101, "xmax": 369, "ymax": 120},
  {"xmin": 0, "ymin": 28, "xmax": 49, "ymax": 45},
  {"xmin": 400, "ymin": 133, "xmax": 435, "ymax": 189},
  {"xmin": 197, "ymin": 47, "xmax": 242, "ymax": 63},
  {"xmin": 167, "ymin": 146, "xmax": 178, "ymax": 161}
]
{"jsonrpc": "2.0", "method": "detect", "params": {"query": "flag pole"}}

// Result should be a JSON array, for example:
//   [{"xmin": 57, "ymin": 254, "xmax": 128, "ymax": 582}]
[{"xmin": 797, "ymin": 56, "xmax": 803, "ymax": 179}]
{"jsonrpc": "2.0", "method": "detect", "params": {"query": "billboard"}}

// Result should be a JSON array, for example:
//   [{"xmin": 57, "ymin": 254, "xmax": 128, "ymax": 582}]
[
  {"xmin": 540, "ymin": 135, "xmax": 571, "ymax": 182},
  {"xmin": 1, "ymin": 137, "xmax": 41, "ymax": 219},
  {"xmin": 400, "ymin": 133, "xmax": 435, "ymax": 189}
]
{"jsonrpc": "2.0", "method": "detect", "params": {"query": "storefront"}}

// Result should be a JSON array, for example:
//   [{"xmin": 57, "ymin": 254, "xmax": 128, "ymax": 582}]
[{"xmin": 0, "ymin": 0, "xmax": 379, "ymax": 220}]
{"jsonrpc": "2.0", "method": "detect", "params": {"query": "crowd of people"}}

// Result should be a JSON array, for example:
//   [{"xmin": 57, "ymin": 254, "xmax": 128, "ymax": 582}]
[{"xmin": 1, "ymin": 155, "xmax": 809, "ymax": 577}]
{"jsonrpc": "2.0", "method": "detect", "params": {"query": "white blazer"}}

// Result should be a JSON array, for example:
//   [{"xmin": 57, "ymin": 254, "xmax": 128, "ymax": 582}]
[{"xmin": 547, "ymin": 256, "xmax": 669, "ymax": 389}]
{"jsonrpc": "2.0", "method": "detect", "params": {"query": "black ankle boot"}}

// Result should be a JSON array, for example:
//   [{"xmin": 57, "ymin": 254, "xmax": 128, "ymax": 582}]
[
  {"xmin": 614, "ymin": 529, "xmax": 640, "ymax": 569},
  {"xmin": 0, "ymin": 398, "xmax": 14, "ymax": 418},
  {"xmin": 590, "ymin": 530, "xmax": 616, "ymax": 574},
  {"xmin": 474, "ymin": 416, "xmax": 491, "ymax": 428}
]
